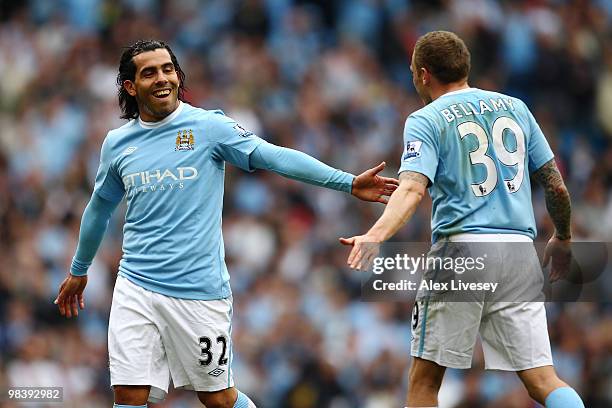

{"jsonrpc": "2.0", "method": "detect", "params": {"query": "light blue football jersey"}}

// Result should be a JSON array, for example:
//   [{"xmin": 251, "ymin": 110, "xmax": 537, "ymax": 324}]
[
  {"xmin": 399, "ymin": 88, "xmax": 554, "ymax": 243},
  {"xmin": 94, "ymin": 102, "xmax": 264, "ymax": 299}
]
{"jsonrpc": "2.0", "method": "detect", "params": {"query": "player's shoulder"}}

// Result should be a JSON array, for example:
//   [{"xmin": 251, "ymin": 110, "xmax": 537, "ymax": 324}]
[
  {"xmin": 180, "ymin": 102, "xmax": 230, "ymax": 123},
  {"xmin": 108, "ymin": 119, "xmax": 137, "ymax": 135},
  {"xmin": 103, "ymin": 119, "xmax": 138, "ymax": 152},
  {"xmin": 404, "ymin": 102, "xmax": 444, "ymax": 136},
  {"xmin": 182, "ymin": 103, "xmax": 254, "ymax": 140},
  {"xmin": 468, "ymin": 88, "xmax": 528, "ymax": 111},
  {"xmin": 488, "ymin": 89, "xmax": 523, "ymax": 102}
]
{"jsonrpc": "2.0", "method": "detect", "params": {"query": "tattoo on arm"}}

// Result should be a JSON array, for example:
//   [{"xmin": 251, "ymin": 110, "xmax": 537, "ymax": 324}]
[
  {"xmin": 366, "ymin": 170, "xmax": 427, "ymax": 242},
  {"xmin": 399, "ymin": 171, "xmax": 429, "ymax": 187},
  {"xmin": 532, "ymin": 159, "xmax": 572, "ymax": 240}
]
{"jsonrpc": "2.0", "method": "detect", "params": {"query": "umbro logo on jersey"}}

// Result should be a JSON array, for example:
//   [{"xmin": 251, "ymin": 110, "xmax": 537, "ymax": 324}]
[
  {"xmin": 176, "ymin": 129, "xmax": 195, "ymax": 151},
  {"xmin": 122, "ymin": 146, "xmax": 138, "ymax": 155},
  {"xmin": 207, "ymin": 368, "xmax": 225, "ymax": 377}
]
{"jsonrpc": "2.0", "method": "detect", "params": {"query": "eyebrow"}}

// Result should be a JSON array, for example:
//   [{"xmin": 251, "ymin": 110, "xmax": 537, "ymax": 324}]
[{"xmin": 139, "ymin": 62, "xmax": 174, "ymax": 74}]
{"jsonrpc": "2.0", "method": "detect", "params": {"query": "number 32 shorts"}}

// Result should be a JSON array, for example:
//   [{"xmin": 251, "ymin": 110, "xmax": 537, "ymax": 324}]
[{"xmin": 108, "ymin": 275, "xmax": 234, "ymax": 403}]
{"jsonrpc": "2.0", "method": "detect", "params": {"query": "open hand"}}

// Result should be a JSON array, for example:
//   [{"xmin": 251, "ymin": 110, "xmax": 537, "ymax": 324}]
[
  {"xmin": 54, "ymin": 274, "xmax": 87, "ymax": 318},
  {"xmin": 542, "ymin": 236, "xmax": 572, "ymax": 282},
  {"xmin": 339, "ymin": 235, "xmax": 381, "ymax": 270},
  {"xmin": 351, "ymin": 162, "xmax": 399, "ymax": 204}
]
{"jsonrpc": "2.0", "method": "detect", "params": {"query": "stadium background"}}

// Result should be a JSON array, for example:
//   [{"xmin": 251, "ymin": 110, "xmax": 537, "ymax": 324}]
[{"xmin": 0, "ymin": 0, "xmax": 611, "ymax": 407}]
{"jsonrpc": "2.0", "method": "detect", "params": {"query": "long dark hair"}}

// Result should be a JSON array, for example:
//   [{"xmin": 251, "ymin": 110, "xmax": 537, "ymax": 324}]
[{"xmin": 117, "ymin": 40, "xmax": 186, "ymax": 120}]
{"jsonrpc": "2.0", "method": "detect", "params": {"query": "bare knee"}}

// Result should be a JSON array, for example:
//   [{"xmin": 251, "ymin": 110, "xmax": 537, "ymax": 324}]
[
  {"xmin": 518, "ymin": 366, "xmax": 567, "ymax": 404},
  {"xmin": 113, "ymin": 385, "xmax": 150, "ymax": 406},
  {"xmin": 197, "ymin": 387, "xmax": 237, "ymax": 408}
]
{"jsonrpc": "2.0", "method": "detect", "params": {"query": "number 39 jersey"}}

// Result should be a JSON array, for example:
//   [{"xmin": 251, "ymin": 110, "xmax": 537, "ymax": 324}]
[{"xmin": 399, "ymin": 88, "xmax": 554, "ymax": 243}]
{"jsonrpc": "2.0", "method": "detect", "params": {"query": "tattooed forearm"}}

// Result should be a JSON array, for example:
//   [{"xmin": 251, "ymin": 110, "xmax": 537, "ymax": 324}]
[
  {"xmin": 399, "ymin": 171, "xmax": 429, "ymax": 187},
  {"xmin": 532, "ymin": 159, "xmax": 572, "ymax": 240},
  {"xmin": 365, "ymin": 171, "xmax": 427, "ymax": 242}
]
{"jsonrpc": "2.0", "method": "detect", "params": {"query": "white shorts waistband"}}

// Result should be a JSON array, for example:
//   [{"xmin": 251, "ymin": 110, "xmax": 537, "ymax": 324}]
[{"xmin": 446, "ymin": 233, "xmax": 533, "ymax": 243}]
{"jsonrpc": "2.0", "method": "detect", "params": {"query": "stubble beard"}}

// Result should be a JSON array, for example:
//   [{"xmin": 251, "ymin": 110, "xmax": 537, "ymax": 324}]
[{"xmin": 137, "ymin": 91, "xmax": 178, "ymax": 121}]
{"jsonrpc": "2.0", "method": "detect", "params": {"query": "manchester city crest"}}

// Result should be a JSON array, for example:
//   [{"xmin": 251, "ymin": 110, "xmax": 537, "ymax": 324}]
[{"xmin": 175, "ymin": 129, "xmax": 195, "ymax": 151}]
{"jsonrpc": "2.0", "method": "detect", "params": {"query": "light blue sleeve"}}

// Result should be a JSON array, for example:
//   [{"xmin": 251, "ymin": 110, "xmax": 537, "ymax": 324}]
[
  {"xmin": 209, "ymin": 111, "xmax": 265, "ymax": 171},
  {"xmin": 93, "ymin": 135, "xmax": 125, "ymax": 202},
  {"xmin": 523, "ymin": 104, "xmax": 554, "ymax": 173},
  {"xmin": 250, "ymin": 141, "xmax": 355, "ymax": 193},
  {"xmin": 70, "ymin": 192, "xmax": 120, "ymax": 276},
  {"xmin": 398, "ymin": 113, "xmax": 440, "ymax": 185}
]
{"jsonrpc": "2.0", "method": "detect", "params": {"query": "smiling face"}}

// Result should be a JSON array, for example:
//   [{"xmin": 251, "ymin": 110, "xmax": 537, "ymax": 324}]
[{"xmin": 123, "ymin": 48, "xmax": 180, "ymax": 122}]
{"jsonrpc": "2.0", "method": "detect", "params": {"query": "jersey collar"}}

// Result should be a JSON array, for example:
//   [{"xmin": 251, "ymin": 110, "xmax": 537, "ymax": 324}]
[
  {"xmin": 438, "ymin": 87, "xmax": 477, "ymax": 99},
  {"xmin": 138, "ymin": 101, "xmax": 184, "ymax": 129}
]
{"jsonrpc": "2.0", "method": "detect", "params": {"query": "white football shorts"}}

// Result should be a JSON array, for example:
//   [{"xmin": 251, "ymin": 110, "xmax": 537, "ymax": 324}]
[
  {"xmin": 410, "ymin": 233, "xmax": 553, "ymax": 371},
  {"xmin": 108, "ymin": 275, "xmax": 234, "ymax": 403}
]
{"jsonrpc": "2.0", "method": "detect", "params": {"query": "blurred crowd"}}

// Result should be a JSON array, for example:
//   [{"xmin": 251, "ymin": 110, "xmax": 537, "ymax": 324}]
[{"xmin": 0, "ymin": 0, "xmax": 611, "ymax": 407}]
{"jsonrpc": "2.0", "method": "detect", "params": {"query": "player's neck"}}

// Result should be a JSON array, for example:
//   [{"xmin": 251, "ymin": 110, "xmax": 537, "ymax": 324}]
[
  {"xmin": 430, "ymin": 81, "xmax": 470, "ymax": 102},
  {"xmin": 139, "ymin": 100, "xmax": 181, "ymax": 123}
]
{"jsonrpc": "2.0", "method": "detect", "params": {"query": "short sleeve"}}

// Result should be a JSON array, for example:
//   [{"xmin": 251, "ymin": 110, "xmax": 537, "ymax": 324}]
[
  {"xmin": 209, "ymin": 112, "xmax": 265, "ymax": 172},
  {"xmin": 93, "ymin": 136, "xmax": 125, "ymax": 203},
  {"xmin": 398, "ymin": 114, "xmax": 440, "ymax": 185},
  {"xmin": 524, "ymin": 105, "xmax": 554, "ymax": 173}
]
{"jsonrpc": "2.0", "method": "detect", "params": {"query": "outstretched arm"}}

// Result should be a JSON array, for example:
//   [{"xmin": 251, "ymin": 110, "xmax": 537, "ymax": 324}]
[
  {"xmin": 249, "ymin": 142, "xmax": 398, "ymax": 203},
  {"xmin": 340, "ymin": 171, "xmax": 428, "ymax": 269},
  {"xmin": 208, "ymin": 114, "xmax": 398, "ymax": 201},
  {"xmin": 55, "ymin": 192, "xmax": 120, "ymax": 317},
  {"xmin": 531, "ymin": 158, "xmax": 572, "ymax": 281}
]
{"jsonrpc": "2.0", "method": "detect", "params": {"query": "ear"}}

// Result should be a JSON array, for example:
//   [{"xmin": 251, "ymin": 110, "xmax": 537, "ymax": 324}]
[
  {"xmin": 123, "ymin": 80, "xmax": 137, "ymax": 97},
  {"xmin": 420, "ymin": 67, "xmax": 430, "ymax": 86}
]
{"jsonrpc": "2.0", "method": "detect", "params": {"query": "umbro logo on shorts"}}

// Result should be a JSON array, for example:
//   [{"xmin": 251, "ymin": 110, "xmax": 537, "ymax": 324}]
[{"xmin": 207, "ymin": 368, "xmax": 225, "ymax": 377}]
